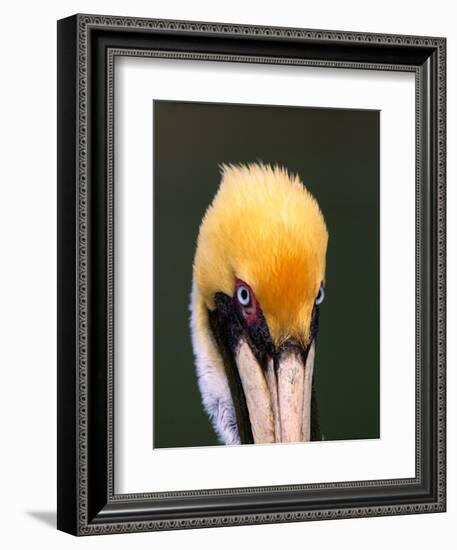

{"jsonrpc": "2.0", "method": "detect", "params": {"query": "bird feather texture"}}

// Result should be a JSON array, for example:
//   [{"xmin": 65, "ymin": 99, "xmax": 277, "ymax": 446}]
[{"xmin": 190, "ymin": 163, "xmax": 328, "ymax": 444}]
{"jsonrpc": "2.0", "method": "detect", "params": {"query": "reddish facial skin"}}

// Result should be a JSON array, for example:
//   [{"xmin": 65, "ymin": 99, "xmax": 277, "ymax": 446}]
[{"xmin": 235, "ymin": 278, "xmax": 262, "ymax": 327}]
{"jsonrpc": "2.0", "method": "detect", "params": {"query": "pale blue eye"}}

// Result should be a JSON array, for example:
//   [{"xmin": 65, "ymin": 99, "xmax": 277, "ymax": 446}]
[
  {"xmin": 237, "ymin": 285, "xmax": 251, "ymax": 306},
  {"xmin": 316, "ymin": 285, "xmax": 325, "ymax": 306}
]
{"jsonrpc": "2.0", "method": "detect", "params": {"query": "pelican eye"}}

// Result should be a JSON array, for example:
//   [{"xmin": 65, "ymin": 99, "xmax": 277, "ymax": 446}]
[
  {"xmin": 237, "ymin": 285, "xmax": 251, "ymax": 307},
  {"xmin": 316, "ymin": 284, "xmax": 325, "ymax": 306}
]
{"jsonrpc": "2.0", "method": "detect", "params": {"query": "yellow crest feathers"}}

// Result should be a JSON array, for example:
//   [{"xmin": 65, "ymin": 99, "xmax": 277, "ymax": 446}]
[{"xmin": 193, "ymin": 163, "xmax": 328, "ymax": 346}]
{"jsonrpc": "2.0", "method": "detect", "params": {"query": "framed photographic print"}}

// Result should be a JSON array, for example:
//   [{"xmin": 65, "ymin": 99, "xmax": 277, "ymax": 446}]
[{"xmin": 57, "ymin": 14, "xmax": 446, "ymax": 535}]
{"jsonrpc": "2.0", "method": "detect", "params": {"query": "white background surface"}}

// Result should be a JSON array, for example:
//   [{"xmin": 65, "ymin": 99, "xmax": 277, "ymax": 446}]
[
  {"xmin": 115, "ymin": 58, "xmax": 415, "ymax": 493},
  {"xmin": 0, "ymin": 0, "xmax": 454, "ymax": 548}
]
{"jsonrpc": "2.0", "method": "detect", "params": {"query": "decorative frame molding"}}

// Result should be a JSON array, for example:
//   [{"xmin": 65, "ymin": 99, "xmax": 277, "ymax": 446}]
[{"xmin": 57, "ymin": 14, "xmax": 446, "ymax": 535}]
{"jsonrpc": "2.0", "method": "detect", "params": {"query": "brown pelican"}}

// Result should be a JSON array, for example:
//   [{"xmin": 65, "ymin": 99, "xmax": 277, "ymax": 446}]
[{"xmin": 190, "ymin": 163, "xmax": 328, "ymax": 445}]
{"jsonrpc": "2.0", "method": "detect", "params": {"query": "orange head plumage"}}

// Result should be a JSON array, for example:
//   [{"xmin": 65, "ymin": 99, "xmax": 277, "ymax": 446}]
[{"xmin": 193, "ymin": 163, "xmax": 328, "ymax": 347}]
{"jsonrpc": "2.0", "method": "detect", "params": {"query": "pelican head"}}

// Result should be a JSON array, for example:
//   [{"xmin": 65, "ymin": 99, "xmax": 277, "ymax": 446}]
[{"xmin": 190, "ymin": 163, "xmax": 328, "ymax": 445}]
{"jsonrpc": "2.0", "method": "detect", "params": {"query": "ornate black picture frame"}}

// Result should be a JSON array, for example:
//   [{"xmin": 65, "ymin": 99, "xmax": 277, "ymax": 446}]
[{"xmin": 57, "ymin": 14, "xmax": 446, "ymax": 535}]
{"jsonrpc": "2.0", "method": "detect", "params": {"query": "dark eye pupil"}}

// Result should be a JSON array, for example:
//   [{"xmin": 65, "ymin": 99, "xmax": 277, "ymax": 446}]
[{"xmin": 241, "ymin": 289, "xmax": 248, "ymax": 301}]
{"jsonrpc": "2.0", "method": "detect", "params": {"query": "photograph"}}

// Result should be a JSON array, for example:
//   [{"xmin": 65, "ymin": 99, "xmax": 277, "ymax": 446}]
[
  {"xmin": 55, "ymin": 11, "xmax": 446, "ymax": 536},
  {"xmin": 153, "ymin": 100, "xmax": 380, "ymax": 448}
]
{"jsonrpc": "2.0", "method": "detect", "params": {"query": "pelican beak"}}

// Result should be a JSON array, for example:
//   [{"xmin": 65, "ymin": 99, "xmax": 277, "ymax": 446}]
[
  {"xmin": 208, "ymin": 291, "xmax": 320, "ymax": 445},
  {"xmin": 235, "ymin": 339, "xmax": 316, "ymax": 444}
]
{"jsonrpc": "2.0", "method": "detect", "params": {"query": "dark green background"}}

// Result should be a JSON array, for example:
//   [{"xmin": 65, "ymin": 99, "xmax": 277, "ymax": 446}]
[{"xmin": 153, "ymin": 100, "xmax": 380, "ymax": 448}]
